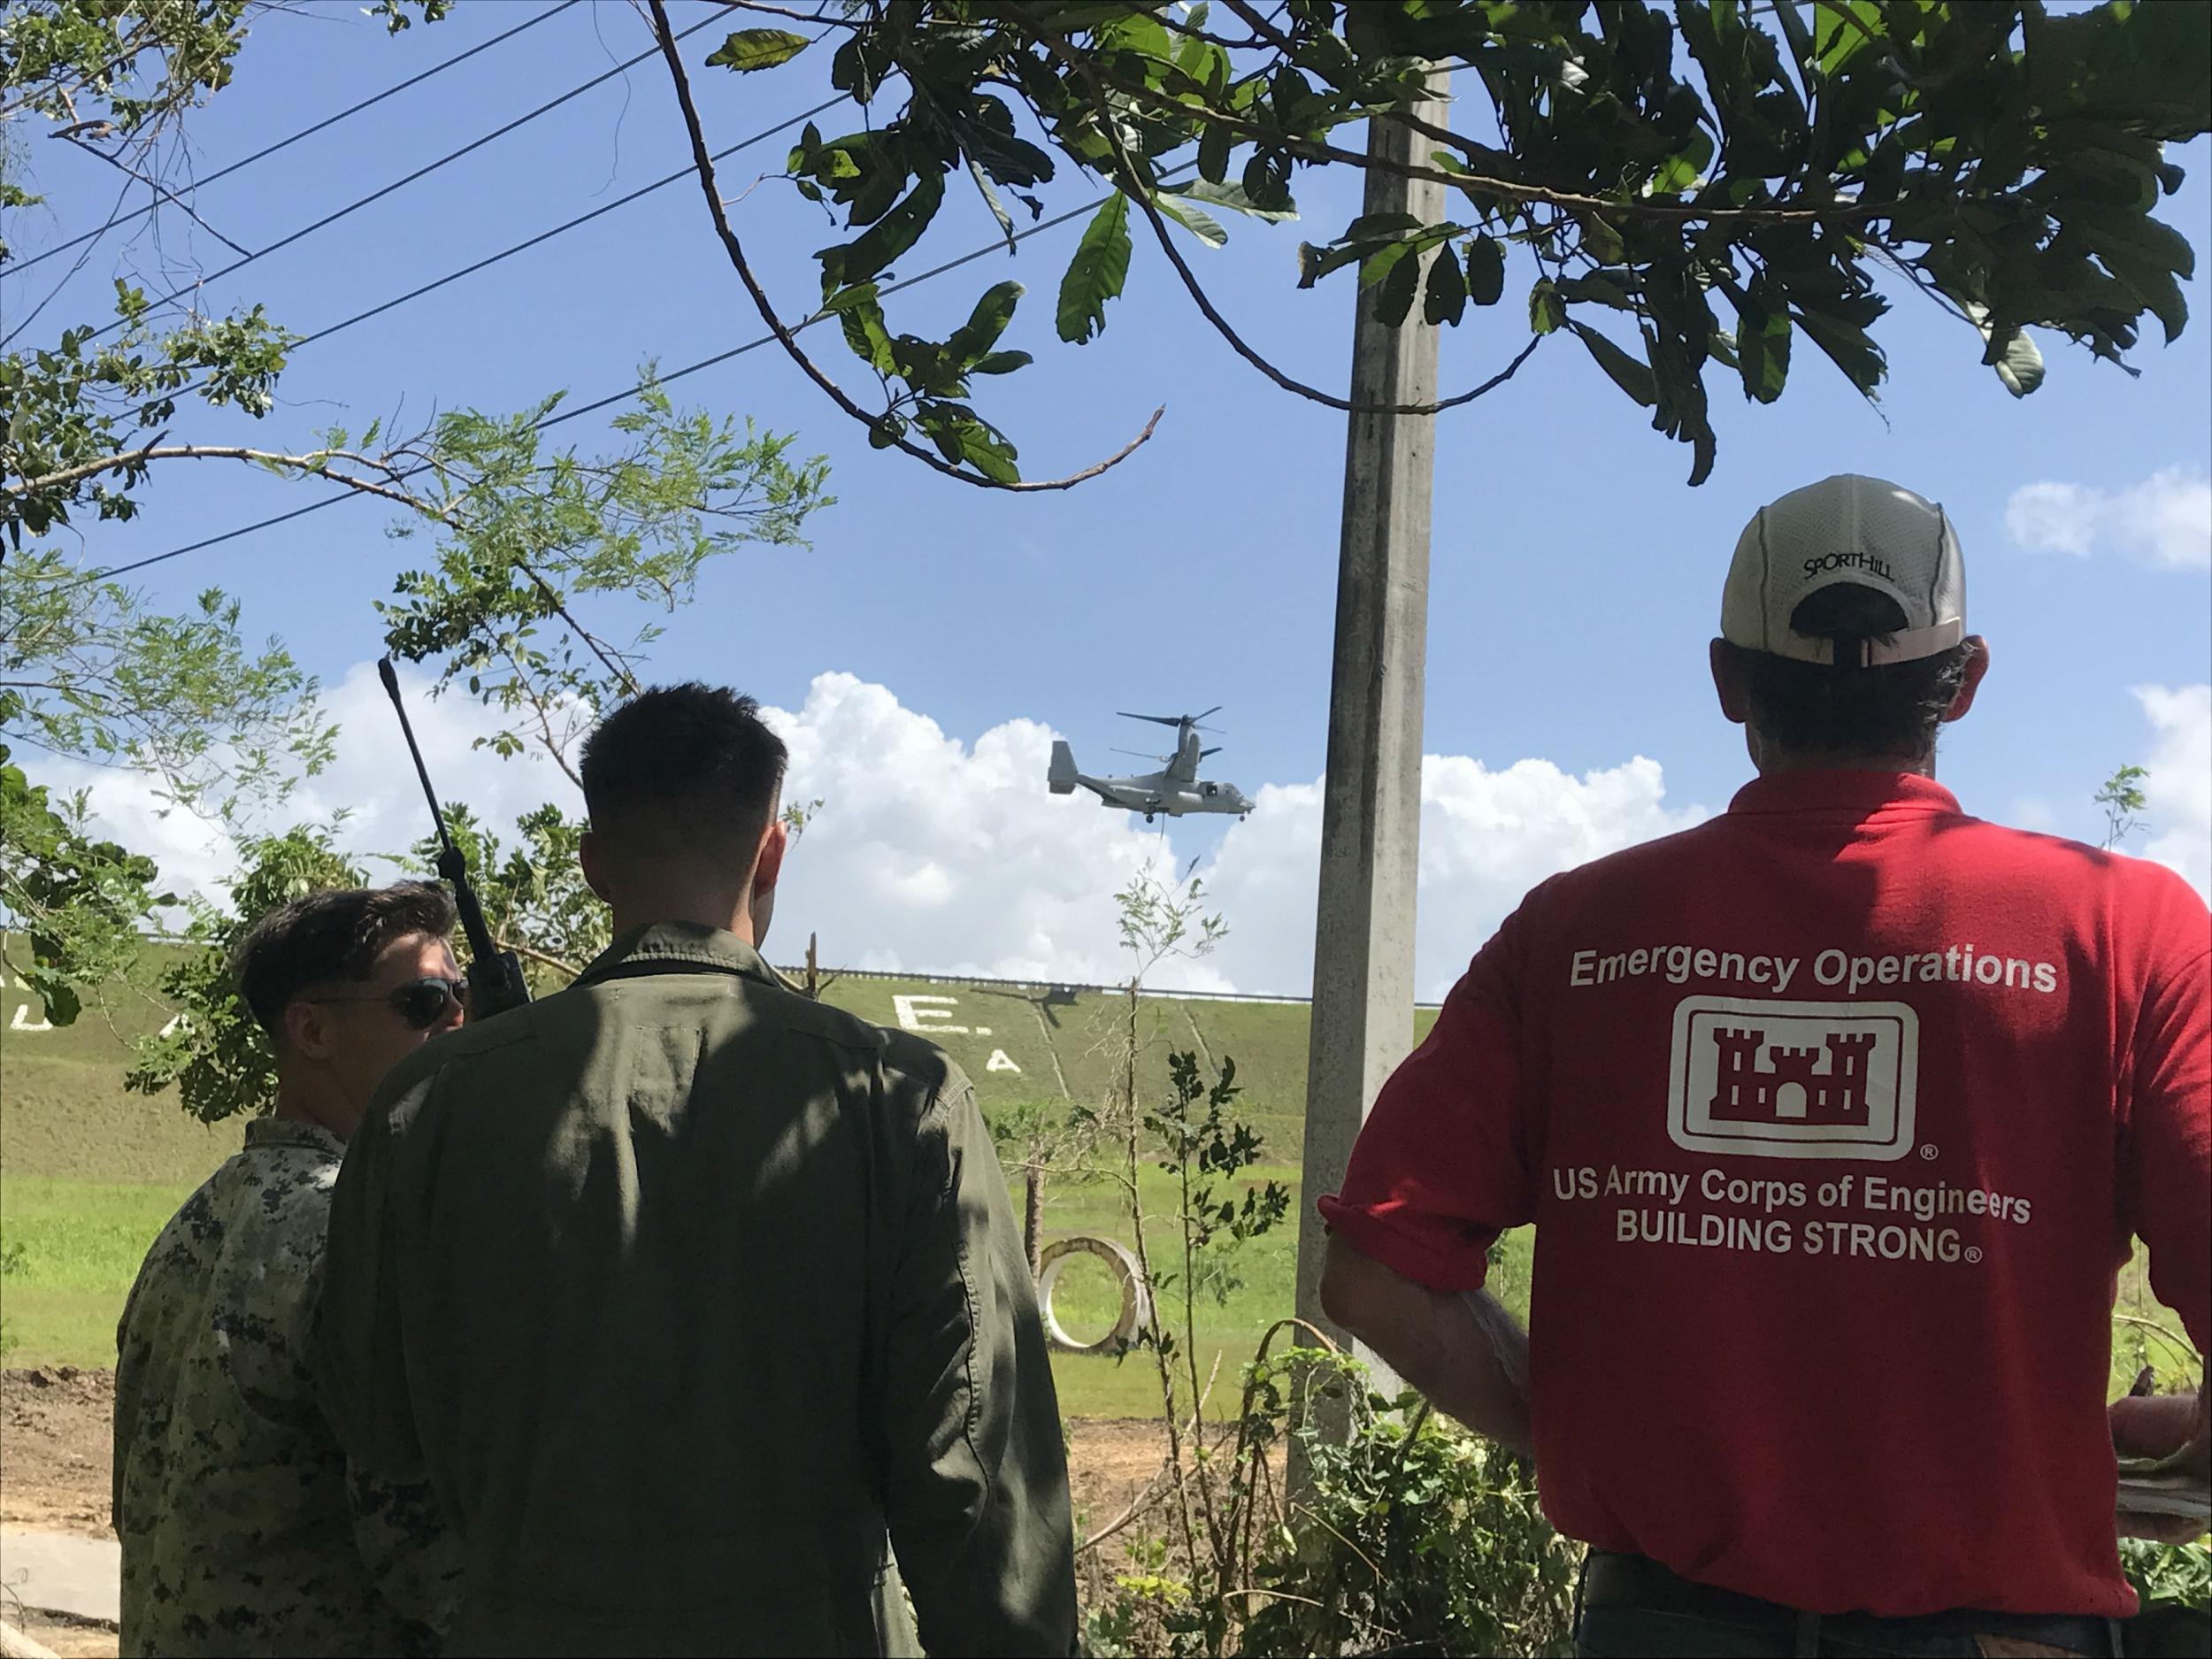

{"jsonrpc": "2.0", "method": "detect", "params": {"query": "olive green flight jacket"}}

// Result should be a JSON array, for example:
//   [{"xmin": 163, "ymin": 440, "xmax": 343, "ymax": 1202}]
[{"xmin": 316, "ymin": 923, "xmax": 1075, "ymax": 1657}]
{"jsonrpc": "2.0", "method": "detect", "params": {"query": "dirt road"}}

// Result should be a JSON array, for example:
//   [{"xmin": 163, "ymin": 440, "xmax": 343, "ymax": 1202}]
[{"xmin": 2, "ymin": 1368, "xmax": 1172, "ymax": 1655}]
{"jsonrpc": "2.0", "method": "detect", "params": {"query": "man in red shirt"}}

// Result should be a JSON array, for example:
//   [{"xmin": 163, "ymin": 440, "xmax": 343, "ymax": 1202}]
[{"xmin": 1320, "ymin": 474, "xmax": 2209, "ymax": 1655}]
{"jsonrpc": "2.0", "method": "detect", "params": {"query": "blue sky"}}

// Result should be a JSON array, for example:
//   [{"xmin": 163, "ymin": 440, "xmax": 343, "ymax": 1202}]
[{"xmin": 9, "ymin": 0, "xmax": 2208, "ymax": 996}]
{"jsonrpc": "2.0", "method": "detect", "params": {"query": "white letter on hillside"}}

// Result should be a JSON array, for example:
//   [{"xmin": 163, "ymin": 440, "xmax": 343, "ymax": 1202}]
[{"xmin": 893, "ymin": 995, "xmax": 969, "ymax": 1035}]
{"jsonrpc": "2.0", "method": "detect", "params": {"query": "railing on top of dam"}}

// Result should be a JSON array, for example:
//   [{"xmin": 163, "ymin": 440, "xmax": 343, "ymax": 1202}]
[{"xmin": 772, "ymin": 961, "xmax": 1443, "ymax": 1011}]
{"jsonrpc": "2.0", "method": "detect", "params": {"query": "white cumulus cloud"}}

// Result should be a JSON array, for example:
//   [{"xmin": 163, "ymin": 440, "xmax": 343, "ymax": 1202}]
[
  {"xmin": 12, "ymin": 758, "xmax": 234, "ymax": 912},
  {"xmin": 763, "ymin": 673, "xmax": 1190, "ymax": 987},
  {"xmin": 25, "ymin": 660, "xmax": 581, "ymax": 916},
  {"xmin": 2134, "ymin": 683, "xmax": 2212, "ymax": 897},
  {"xmin": 36, "ymin": 667, "xmax": 1706, "ymax": 1000},
  {"xmin": 1202, "ymin": 755, "xmax": 1707, "ymax": 1000},
  {"xmin": 2005, "ymin": 467, "xmax": 2212, "ymax": 570},
  {"xmin": 288, "ymin": 660, "xmax": 588, "ymax": 867}
]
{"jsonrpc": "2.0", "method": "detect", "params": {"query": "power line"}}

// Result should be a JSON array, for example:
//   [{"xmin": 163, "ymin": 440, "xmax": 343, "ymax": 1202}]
[
  {"xmin": 5, "ymin": 0, "xmax": 584, "ymax": 278},
  {"xmin": 87, "ymin": 92, "xmax": 852, "ymax": 444},
  {"xmin": 291, "ymin": 96, "xmax": 848, "ymax": 353},
  {"xmin": 86, "ymin": 180, "xmax": 1158, "ymax": 584},
  {"xmin": 8, "ymin": 9, "xmax": 726, "ymax": 353}
]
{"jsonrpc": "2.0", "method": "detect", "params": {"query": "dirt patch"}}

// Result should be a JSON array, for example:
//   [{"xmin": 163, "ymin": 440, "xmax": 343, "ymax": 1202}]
[
  {"xmin": 7, "ymin": 1369, "xmax": 1190, "ymax": 1551},
  {"xmin": 1066, "ymin": 1417, "xmax": 1170, "ymax": 1537},
  {"xmin": 5, "ymin": 1367, "xmax": 1228, "ymax": 1647},
  {"xmin": 0, "ymin": 1609, "xmax": 118, "ymax": 1659},
  {"xmin": 2, "ymin": 1370, "xmax": 113, "ymax": 1540}
]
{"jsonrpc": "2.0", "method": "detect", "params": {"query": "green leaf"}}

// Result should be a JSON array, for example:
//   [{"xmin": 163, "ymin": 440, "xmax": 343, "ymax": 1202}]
[
  {"xmin": 1297, "ymin": 240, "xmax": 1363, "ymax": 289},
  {"xmin": 1578, "ymin": 211, "xmax": 1624, "ymax": 265},
  {"xmin": 955, "ymin": 415, "xmax": 1021, "ymax": 484},
  {"xmin": 1241, "ymin": 150, "xmax": 1294, "ymax": 212},
  {"xmin": 819, "ymin": 283, "xmax": 884, "ymax": 316},
  {"xmin": 1424, "ymin": 242, "xmax": 1466, "ymax": 326},
  {"xmin": 967, "ymin": 157, "xmax": 1017, "ymax": 246},
  {"xmin": 1375, "ymin": 244, "xmax": 1422, "ymax": 326},
  {"xmin": 1528, "ymin": 278, "xmax": 1567, "ymax": 335},
  {"xmin": 820, "ymin": 171, "xmax": 945, "ymax": 292},
  {"xmin": 1197, "ymin": 119, "xmax": 1233, "ymax": 185},
  {"xmin": 1650, "ymin": 129, "xmax": 1716, "ymax": 196},
  {"xmin": 1988, "ymin": 328, "xmax": 2045, "ymax": 398},
  {"xmin": 1056, "ymin": 194, "xmax": 1132, "ymax": 344},
  {"xmin": 1770, "ymin": 0, "xmax": 1817, "ymax": 93},
  {"xmin": 1464, "ymin": 236, "xmax": 1505, "ymax": 306},
  {"xmin": 1166, "ymin": 178, "xmax": 1298, "ymax": 223},
  {"xmin": 1556, "ymin": 270, "xmax": 1636, "ymax": 311},
  {"xmin": 1569, "ymin": 321, "xmax": 1657, "ymax": 406},
  {"xmin": 24, "ymin": 968, "xmax": 81, "ymax": 1026},
  {"xmin": 1795, "ymin": 307, "xmax": 1886, "ymax": 397},
  {"xmin": 823, "ymin": 285, "xmax": 896, "ymax": 375},
  {"xmin": 948, "ymin": 280, "xmax": 1024, "ymax": 365},
  {"xmin": 1359, "ymin": 240, "xmax": 1415, "ymax": 290},
  {"xmin": 1343, "ymin": 211, "xmax": 1424, "ymax": 241},
  {"xmin": 706, "ymin": 28, "xmax": 810, "ymax": 72},
  {"xmin": 1734, "ymin": 303, "xmax": 1791, "ymax": 404},
  {"xmin": 2078, "ymin": 207, "xmax": 2194, "ymax": 343},
  {"xmin": 970, "ymin": 350, "xmax": 1032, "ymax": 375},
  {"xmin": 1155, "ymin": 194, "xmax": 1227, "ymax": 249}
]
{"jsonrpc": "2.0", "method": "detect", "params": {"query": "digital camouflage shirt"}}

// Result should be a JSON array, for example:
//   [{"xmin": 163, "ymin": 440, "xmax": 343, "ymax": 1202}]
[{"xmin": 113, "ymin": 1118, "xmax": 461, "ymax": 1657}]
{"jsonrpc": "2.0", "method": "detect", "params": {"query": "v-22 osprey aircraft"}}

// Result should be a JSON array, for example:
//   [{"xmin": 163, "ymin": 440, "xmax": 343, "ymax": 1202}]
[{"xmin": 1048, "ymin": 708, "xmax": 1255, "ymax": 822}]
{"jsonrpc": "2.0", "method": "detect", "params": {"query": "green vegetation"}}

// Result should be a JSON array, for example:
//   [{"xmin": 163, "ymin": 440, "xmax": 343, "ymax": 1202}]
[
  {"xmin": 669, "ymin": 1, "xmax": 2210, "ymax": 488},
  {"xmin": 0, "ymin": 956, "xmax": 2181, "ymax": 1417},
  {"xmin": 0, "ymin": 951, "xmax": 1455, "ymax": 1416},
  {"xmin": 0, "ymin": 1177, "xmax": 192, "ymax": 1364}
]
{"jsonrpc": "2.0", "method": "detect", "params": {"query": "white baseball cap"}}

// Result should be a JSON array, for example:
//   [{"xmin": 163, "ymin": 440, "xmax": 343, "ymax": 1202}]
[{"xmin": 1721, "ymin": 474, "xmax": 1967, "ymax": 666}]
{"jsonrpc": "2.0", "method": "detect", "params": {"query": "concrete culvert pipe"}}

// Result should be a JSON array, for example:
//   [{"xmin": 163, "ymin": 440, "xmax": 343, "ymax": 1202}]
[{"xmin": 1034, "ymin": 1235, "xmax": 1154, "ymax": 1355}]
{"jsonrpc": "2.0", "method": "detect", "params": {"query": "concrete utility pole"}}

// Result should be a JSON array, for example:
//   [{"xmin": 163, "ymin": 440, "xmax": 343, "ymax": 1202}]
[{"xmin": 1292, "ymin": 73, "xmax": 1448, "ymax": 1386}]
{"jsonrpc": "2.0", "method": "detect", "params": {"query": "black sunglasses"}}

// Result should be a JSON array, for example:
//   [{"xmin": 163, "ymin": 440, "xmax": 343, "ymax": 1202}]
[{"xmin": 306, "ymin": 976, "xmax": 466, "ymax": 1031}]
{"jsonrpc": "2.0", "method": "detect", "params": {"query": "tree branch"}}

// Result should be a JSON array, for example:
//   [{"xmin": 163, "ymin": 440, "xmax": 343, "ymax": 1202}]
[
  {"xmin": 63, "ymin": 134, "xmax": 250, "ymax": 257},
  {"xmin": 9, "ymin": 442, "xmax": 416, "ymax": 504},
  {"xmin": 491, "ymin": 635, "xmax": 589, "ymax": 792},
  {"xmin": 1038, "ymin": 29, "xmax": 1544, "ymax": 416},
  {"xmin": 10, "ymin": 436, "xmax": 647, "ymax": 698},
  {"xmin": 707, "ymin": 0, "xmax": 864, "ymax": 27},
  {"xmin": 648, "ymin": 0, "xmax": 1164, "ymax": 492},
  {"xmin": 0, "ymin": 16, "xmax": 166, "ymax": 125},
  {"xmin": 1076, "ymin": 10, "xmax": 1883, "ymax": 228},
  {"xmin": 497, "ymin": 933, "xmax": 581, "ymax": 979}
]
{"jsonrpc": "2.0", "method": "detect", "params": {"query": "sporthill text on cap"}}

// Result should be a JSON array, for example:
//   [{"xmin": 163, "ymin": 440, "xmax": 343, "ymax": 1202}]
[{"xmin": 1721, "ymin": 473, "xmax": 1967, "ymax": 666}]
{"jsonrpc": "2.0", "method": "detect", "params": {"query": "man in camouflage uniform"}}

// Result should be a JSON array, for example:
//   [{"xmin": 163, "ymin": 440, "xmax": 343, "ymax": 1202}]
[
  {"xmin": 114, "ymin": 883, "xmax": 468, "ymax": 1656},
  {"xmin": 319, "ymin": 683, "xmax": 1076, "ymax": 1656}
]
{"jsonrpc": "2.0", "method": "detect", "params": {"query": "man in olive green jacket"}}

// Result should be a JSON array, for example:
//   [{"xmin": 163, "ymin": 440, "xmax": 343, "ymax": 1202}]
[{"xmin": 318, "ymin": 683, "xmax": 1074, "ymax": 1656}]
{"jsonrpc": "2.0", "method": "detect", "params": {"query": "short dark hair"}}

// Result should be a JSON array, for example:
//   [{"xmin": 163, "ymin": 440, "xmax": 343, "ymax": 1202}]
[
  {"xmin": 579, "ymin": 683, "xmax": 787, "ymax": 861},
  {"xmin": 234, "ymin": 882, "xmax": 457, "ymax": 1037},
  {"xmin": 1721, "ymin": 584, "xmax": 1976, "ymax": 760}
]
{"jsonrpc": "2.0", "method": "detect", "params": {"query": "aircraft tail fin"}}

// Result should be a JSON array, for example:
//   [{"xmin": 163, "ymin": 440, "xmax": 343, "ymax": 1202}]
[{"xmin": 1048, "ymin": 740, "xmax": 1079, "ymax": 795}]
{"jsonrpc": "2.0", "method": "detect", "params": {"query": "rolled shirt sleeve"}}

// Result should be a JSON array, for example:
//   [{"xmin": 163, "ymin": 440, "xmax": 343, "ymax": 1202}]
[
  {"xmin": 2119, "ymin": 940, "xmax": 2210, "ymax": 1354},
  {"xmin": 1319, "ymin": 904, "xmax": 1540, "ymax": 1293}
]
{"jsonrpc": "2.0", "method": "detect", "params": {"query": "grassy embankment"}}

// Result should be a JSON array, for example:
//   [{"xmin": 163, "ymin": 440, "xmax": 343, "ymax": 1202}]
[{"xmin": 1, "ymin": 955, "xmax": 2191, "ymax": 1417}]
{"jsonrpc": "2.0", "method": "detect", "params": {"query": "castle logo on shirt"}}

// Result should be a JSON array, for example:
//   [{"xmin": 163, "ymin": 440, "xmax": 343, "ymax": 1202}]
[{"xmin": 1667, "ymin": 995, "xmax": 1920, "ymax": 1161}]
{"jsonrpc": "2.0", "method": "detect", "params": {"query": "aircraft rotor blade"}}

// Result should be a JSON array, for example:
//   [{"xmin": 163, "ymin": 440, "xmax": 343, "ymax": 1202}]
[
  {"xmin": 1113, "ymin": 748, "xmax": 1170, "ymax": 761},
  {"xmin": 1199, "ymin": 746, "xmax": 1221, "ymax": 759},
  {"xmin": 1117, "ymin": 711, "xmax": 1185, "ymax": 728}
]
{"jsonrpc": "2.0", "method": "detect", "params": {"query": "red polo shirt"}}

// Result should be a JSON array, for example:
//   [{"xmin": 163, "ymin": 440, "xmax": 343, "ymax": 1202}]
[{"xmin": 1321, "ymin": 771, "xmax": 2211, "ymax": 1617}]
